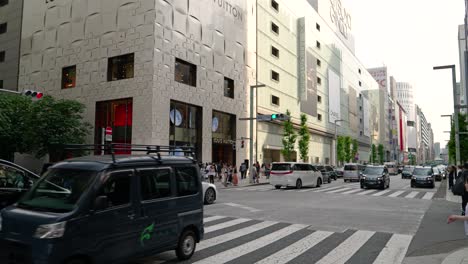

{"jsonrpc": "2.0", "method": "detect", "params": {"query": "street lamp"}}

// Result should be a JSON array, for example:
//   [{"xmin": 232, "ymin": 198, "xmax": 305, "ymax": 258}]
[
  {"xmin": 434, "ymin": 65, "xmax": 459, "ymax": 165},
  {"xmin": 333, "ymin": 119, "xmax": 344, "ymax": 166},
  {"xmin": 249, "ymin": 83, "xmax": 266, "ymax": 183}
]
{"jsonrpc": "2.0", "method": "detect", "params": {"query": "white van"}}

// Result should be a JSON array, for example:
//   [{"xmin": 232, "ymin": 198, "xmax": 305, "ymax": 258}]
[
  {"xmin": 270, "ymin": 162, "xmax": 323, "ymax": 189},
  {"xmin": 343, "ymin": 163, "xmax": 366, "ymax": 182},
  {"xmin": 384, "ymin": 162, "xmax": 398, "ymax": 175}
]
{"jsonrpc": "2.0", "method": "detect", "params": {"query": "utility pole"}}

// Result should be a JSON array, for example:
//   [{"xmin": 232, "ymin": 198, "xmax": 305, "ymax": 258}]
[{"xmin": 249, "ymin": 84, "xmax": 265, "ymax": 183}]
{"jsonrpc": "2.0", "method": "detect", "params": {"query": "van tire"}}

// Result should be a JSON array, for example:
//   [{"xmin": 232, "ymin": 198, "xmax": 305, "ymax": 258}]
[
  {"xmin": 296, "ymin": 179, "xmax": 302, "ymax": 189},
  {"xmin": 275, "ymin": 185, "xmax": 281, "ymax": 189},
  {"xmin": 316, "ymin": 178, "xmax": 322, "ymax": 188},
  {"xmin": 204, "ymin": 188, "xmax": 216, "ymax": 205},
  {"xmin": 327, "ymin": 177, "xmax": 332, "ymax": 184},
  {"xmin": 176, "ymin": 230, "xmax": 197, "ymax": 261}
]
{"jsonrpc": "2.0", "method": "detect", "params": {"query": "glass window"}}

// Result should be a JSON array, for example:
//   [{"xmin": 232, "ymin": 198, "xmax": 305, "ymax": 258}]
[
  {"xmin": 97, "ymin": 171, "xmax": 132, "ymax": 208},
  {"xmin": 175, "ymin": 58, "xmax": 197, "ymax": 87},
  {"xmin": 316, "ymin": 23, "xmax": 320, "ymax": 31},
  {"xmin": 0, "ymin": 51, "xmax": 5, "ymax": 62},
  {"xmin": 316, "ymin": 41, "xmax": 321, "ymax": 49},
  {"xmin": 271, "ymin": 22, "xmax": 279, "ymax": 34},
  {"xmin": 345, "ymin": 165, "xmax": 358, "ymax": 171},
  {"xmin": 0, "ymin": 23, "xmax": 6, "ymax": 34},
  {"xmin": 224, "ymin": 77, "xmax": 234, "ymax": 98},
  {"xmin": 271, "ymin": 46, "xmax": 279, "ymax": 58},
  {"xmin": 107, "ymin": 53, "xmax": 134, "ymax": 81},
  {"xmin": 317, "ymin": 59, "xmax": 321, "ymax": 67},
  {"xmin": 271, "ymin": 70, "xmax": 280, "ymax": 81},
  {"xmin": 271, "ymin": 0, "xmax": 279, "ymax": 11},
  {"xmin": 271, "ymin": 95, "xmax": 280, "ymax": 106},
  {"xmin": 175, "ymin": 167, "xmax": 198, "ymax": 196},
  {"xmin": 318, "ymin": 95, "xmax": 322, "ymax": 103},
  {"xmin": 0, "ymin": 165, "xmax": 28, "ymax": 189},
  {"xmin": 0, "ymin": 0, "xmax": 7, "ymax": 7},
  {"xmin": 62, "ymin": 65, "xmax": 76, "ymax": 89},
  {"xmin": 271, "ymin": 163, "xmax": 291, "ymax": 171},
  {"xmin": 140, "ymin": 169, "xmax": 172, "ymax": 200},
  {"xmin": 318, "ymin": 114, "xmax": 322, "ymax": 121},
  {"xmin": 18, "ymin": 169, "xmax": 96, "ymax": 213}
]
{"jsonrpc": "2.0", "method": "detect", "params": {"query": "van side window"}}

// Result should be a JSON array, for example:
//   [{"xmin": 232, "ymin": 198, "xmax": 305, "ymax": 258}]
[
  {"xmin": 97, "ymin": 171, "xmax": 132, "ymax": 209},
  {"xmin": 175, "ymin": 167, "xmax": 198, "ymax": 196},
  {"xmin": 140, "ymin": 169, "xmax": 172, "ymax": 200},
  {"xmin": 0, "ymin": 165, "xmax": 29, "ymax": 189}
]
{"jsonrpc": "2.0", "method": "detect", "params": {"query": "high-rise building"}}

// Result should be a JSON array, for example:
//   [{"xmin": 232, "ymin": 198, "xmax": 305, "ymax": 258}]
[
  {"xmin": 396, "ymin": 82, "xmax": 415, "ymax": 121},
  {"xmin": 434, "ymin": 142, "xmax": 441, "ymax": 159},
  {"xmin": 0, "ymin": 0, "xmax": 23, "ymax": 91}
]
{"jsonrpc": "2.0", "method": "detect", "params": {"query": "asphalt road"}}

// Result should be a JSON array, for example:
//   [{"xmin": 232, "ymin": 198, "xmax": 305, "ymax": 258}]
[{"xmin": 142, "ymin": 175, "xmax": 446, "ymax": 264}]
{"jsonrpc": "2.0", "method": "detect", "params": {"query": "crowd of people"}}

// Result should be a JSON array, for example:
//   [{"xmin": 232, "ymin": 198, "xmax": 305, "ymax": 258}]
[{"xmin": 199, "ymin": 161, "xmax": 272, "ymax": 186}]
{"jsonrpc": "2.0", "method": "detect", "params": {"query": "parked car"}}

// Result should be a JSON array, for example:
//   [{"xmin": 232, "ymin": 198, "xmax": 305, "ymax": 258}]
[
  {"xmin": 360, "ymin": 165, "xmax": 390, "ymax": 189},
  {"xmin": 437, "ymin": 165, "xmax": 447, "ymax": 179},
  {"xmin": 401, "ymin": 166, "xmax": 415, "ymax": 179},
  {"xmin": 315, "ymin": 165, "xmax": 332, "ymax": 183},
  {"xmin": 202, "ymin": 181, "xmax": 217, "ymax": 205},
  {"xmin": 411, "ymin": 166, "xmax": 435, "ymax": 188},
  {"xmin": 0, "ymin": 153, "xmax": 204, "ymax": 263},
  {"xmin": 0, "ymin": 159, "xmax": 40, "ymax": 209},
  {"xmin": 270, "ymin": 162, "xmax": 323, "ymax": 189},
  {"xmin": 335, "ymin": 166, "xmax": 344, "ymax": 178},
  {"xmin": 343, "ymin": 163, "xmax": 366, "ymax": 182}
]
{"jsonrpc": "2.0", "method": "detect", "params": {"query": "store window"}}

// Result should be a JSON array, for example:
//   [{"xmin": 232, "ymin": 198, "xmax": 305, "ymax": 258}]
[
  {"xmin": 62, "ymin": 66, "xmax": 76, "ymax": 89},
  {"xmin": 0, "ymin": 23, "xmax": 6, "ymax": 34},
  {"xmin": 169, "ymin": 100, "xmax": 202, "ymax": 160},
  {"xmin": 212, "ymin": 110, "xmax": 236, "ymax": 165},
  {"xmin": 95, "ymin": 98, "xmax": 133, "ymax": 154},
  {"xmin": 175, "ymin": 58, "xmax": 197, "ymax": 87},
  {"xmin": 224, "ymin": 77, "xmax": 234, "ymax": 98},
  {"xmin": 107, "ymin": 53, "xmax": 134, "ymax": 81}
]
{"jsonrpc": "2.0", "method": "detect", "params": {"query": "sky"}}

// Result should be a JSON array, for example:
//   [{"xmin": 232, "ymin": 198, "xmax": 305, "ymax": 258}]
[{"xmin": 344, "ymin": 0, "xmax": 465, "ymax": 148}]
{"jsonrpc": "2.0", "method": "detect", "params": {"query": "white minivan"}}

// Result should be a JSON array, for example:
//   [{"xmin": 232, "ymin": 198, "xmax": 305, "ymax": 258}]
[{"xmin": 270, "ymin": 162, "xmax": 323, "ymax": 189}]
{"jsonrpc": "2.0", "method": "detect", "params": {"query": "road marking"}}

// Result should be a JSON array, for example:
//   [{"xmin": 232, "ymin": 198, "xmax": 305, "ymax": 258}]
[
  {"xmin": 404, "ymin": 191, "xmax": 419, "ymax": 199},
  {"xmin": 255, "ymin": 231, "xmax": 333, "ymax": 264},
  {"xmin": 198, "ymin": 221, "xmax": 278, "ymax": 250},
  {"xmin": 372, "ymin": 190, "xmax": 392, "ymax": 196},
  {"xmin": 298, "ymin": 188, "xmax": 318, "ymax": 192},
  {"xmin": 204, "ymin": 215, "xmax": 228, "ymax": 223},
  {"xmin": 223, "ymin": 203, "xmax": 262, "ymax": 213},
  {"xmin": 357, "ymin": 189, "xmax": 378, "ymax": 195},
  {"xmin": 315, "ymin": 230, "xmax": 375, "ymax": 264},
  {"xmin": 314, "ymin": 186, "xmax": 344, "ymax": 192},
  {"xmin": 341, "ymin": 188, "xmax": 364, "ymax": 194},
  {"xmin": 388, "ymin": 190, "xmax": 405, "ymax": 198},
  {"xmin": 193, "ymin": 224, "xmax": 308, "ymax": 264},
  {"xmin": 326, "ymin": 187, "xmax": 351, "ymax": 194},
  {"xmin": 422, "ymin": 192, "xmax": 435, "ymax": 200},
  {"xmin": 372, "ymin": 234, "xmax": 413, "ymax": 264},
  {"xmin": 204, "ymin": 218, "xmax": 251, "ymax": 233}
]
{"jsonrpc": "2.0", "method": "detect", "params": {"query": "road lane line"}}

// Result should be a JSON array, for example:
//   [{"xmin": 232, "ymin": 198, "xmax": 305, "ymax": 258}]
[
  {"xmin": 255, "ymin": 231, "xmax": 333, "ymax": 264},
  {"xmin": 356, "ymin": 189, "xmax": 378, "ymax": 195},
  {"xmin": 341, "ymin": 189, "xmax": 363, "ymax": 194},
  {"xmin": 204, "ymin": 215, "xmax": 228, "ymax": 223},
  {"xmin": 388, "ymin": 190, "xmax": 405, "ymax": 198},
  {"xmin": 298, "ymin": 188, "xmax": 317, "ymax": 192},
  {"xmin": 372, "ymin": 234, "xmax": 413, "ymax": 264},
  {"xmin": 315, "ymin": 230, "xmax": 375, "ymax": 264},
  {"xmin": 313, "ymin": 186, "xmax": 345, "ymax": 192},
  {"xmin": 204, "ymin": 218, "xmax": 252, "ymax": 233},
  {"xmin": 422, "ymin": 192, "xmax": 435, "ymax": 200},
  {"xmin": 193, "ymin": 224, "xmax": 308, "ymax": 264},
  {"xmin": 197, "ymin": 221, "xmax": 278, "ymax": 250},
  {"xmin": 326, "ymin": 188, "xmax": 351, "ymax": 194},
  {"xmin": 404, "ymin": 191, "xmax": 419, "ymax": 199},
  {"xmin": 372, "ymin": 190, "xmax": 392, "ymax": 196}
]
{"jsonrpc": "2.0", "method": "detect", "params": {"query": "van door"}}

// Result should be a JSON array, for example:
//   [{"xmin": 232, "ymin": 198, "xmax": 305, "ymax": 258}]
[
  {"xmin": 307, "ymin": 165, "xmax": 318, "ymax": 186},
  {"xmin": 0, "ymin": 163, "xmax": 38, "ymax": 208},
  {"xmin": 85, "ymin": 170, "xmax": 140, "ymax": 262},
  {"xmin": 136, "ymin": 167, "xmax": 179, "ymax": 251}
]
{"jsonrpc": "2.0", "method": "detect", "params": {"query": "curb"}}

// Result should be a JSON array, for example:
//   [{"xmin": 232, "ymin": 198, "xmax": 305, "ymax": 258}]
[
  {"xmin": 220, "ymin": 182, "xmax": 270, "ymax": 189},
  {"xmin": 441, "ymin": 247, "xmax": 468, "ymax": 264}
]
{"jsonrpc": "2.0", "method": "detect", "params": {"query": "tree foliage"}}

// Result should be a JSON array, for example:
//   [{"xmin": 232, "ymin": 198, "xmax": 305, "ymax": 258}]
[
  {"xmin": 337, "ymin": 136, "xmax": 345, "ymax": 164},
  {"xmin": 378, "ymin": 144, "xmax": 385, "ymax": 164},
  {"xmin": 448, "ymin": 113, "xmax": 468, "ymax": 164},
  {"xmin": 371, "ymin": 144, "xmax": 377, "ymax": 164},
  {"xmin": 344, "ymin": 136, "xmax": 352, "ymax": 162},
  {"xmin": 298, "ymin": 114, "xmax": 310, "ymax": 162},
  {"xmin": 281, "ymin": 109, "xmax": 297, "ymax": 161},
  {"xmin": 409, "ymin": 153, "xmax": 416, "ymax": 165},
  {"xmin": 0, "ymin": 94, "xmax": 91, "ymax": 161},
  {"xmin": 351, "ymin": 139, "xmax": 359, "ymax": 162}
]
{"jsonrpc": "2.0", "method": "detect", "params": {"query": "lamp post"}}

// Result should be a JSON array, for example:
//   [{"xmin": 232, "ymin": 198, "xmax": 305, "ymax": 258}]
[
  {"xmin": 333, "ymin": 119, "xmax": 344, "ymax": 166},
  {"xmin": 434, "ymin": 65, "xmax": 459, "ymax": 165},
  {"xmin": 249, "ymin": 83, "xmax": 266, "ymax": 183}
]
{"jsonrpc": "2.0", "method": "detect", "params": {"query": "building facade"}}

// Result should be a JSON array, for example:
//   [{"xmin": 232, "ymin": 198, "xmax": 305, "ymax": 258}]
[
  {"xmin": 459, "ymin": 24, "xmax": 467, "ymax": 106},
  {"xmin": 396, "ymin": 82, "xmax": 415, "ymax": 121},
  {"xmin": 0, "ymin": 0, "xmax": 23, "ymax": 91},
  {"xmin": 255, "ymin": 0, "xmax": 377, "ymax": 165},
  {"xmin": 18, "ymin": 0, "xmax": 257, "ymax": 165}
]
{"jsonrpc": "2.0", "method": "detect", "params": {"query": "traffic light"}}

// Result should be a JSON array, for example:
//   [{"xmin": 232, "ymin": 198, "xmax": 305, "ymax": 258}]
[
  {"xmin": 241, "ymin": 140, "xmax": 245, "ymax": 148},
  {"xmin": 271, "ymin": 113, "xmax": 289, "ymax": 121},
  {"xmin": 23, "ymin": 90, "xmax": 43, "ymax": 99}
]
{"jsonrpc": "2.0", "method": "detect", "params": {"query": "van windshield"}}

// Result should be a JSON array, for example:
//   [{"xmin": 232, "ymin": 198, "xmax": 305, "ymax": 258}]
[
  {"xmin": 18, "ymin": 168, "xmax": 96, "ymax": 213},
  {"xmin": 413, "ymin": 168, "xmax": 432, "ymax": 176},
  {"xmin": 364, "ymin": 167, "xmax": 384, "ymax": 175}
]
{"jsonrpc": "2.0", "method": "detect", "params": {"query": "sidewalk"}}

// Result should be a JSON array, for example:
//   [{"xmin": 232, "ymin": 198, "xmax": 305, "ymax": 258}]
[{"xmin": 213, "ymin": 176, "xmax": 270, "ymax": 189}]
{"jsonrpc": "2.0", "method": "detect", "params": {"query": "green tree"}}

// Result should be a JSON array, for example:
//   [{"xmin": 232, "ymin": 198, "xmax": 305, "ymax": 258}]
[
  {"xmin": 351, "ymin": 139, "xmax": 359, "ymax": 162},
  {"xmin": 298, "ymin": 114, "xmax": 310, "ymax": 162},
  {"xmin": 0, "ymin": 94, "xmax": 91, "ymax": 161},
  {"xmin": 344, "ymin": 136, "xmax": 352, "ymax": 162},
  {"xmin": 378, "ymin": 144, "xmax": 385, "ymax": 164},
  {"xmin": 371, "ymin": 144, "xmax": 377, "ymax": 164},
  {"xmin": 281, "ymin": 109, "xmax": 297, "ymax": 161},
  {"xmin": 337, "ymin": 136, "xmax": 345, "ymax": 163},
  {"xmin": 448, "ymin": 113, "xmax": 468, "ymax": 164},
  {"xmin": 409, "ymin": 153, "xmax": 416, "ymax": 165}
]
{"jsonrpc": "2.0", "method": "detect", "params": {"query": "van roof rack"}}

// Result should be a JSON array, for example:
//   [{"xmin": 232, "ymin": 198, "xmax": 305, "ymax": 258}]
[{"xmin": 61, "ymin": 144, "xmax": 197, "ymax": 164}]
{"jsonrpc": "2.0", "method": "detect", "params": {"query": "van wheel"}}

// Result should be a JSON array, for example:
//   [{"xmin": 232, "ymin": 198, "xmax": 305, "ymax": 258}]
[
  {"xmin": 204, "ymin": 188, "xmax": 215, "ymax": 205},
  {"xmin": 176, "ymin": 230, "xmax": 196, "ymax": 261},
  {"xmin": 296, "ymin": 179, "xmax": 302, "ymax": 189},
  {"xmin": 328, "ymin": 177, "xmax": 332, "ymax": 184},
  {"xmin": 275, "ymin": 185, "xmax": 281, "ymax": 189},
  {"xmin": 316, "ymin": 178, "xmax": 322, "ymax": 188}
]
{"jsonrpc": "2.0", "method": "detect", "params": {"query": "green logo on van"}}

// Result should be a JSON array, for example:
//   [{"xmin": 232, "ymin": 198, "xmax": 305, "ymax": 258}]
[{"xmin": 140, "ymin": 222, "xmax": 155, "ymax": 247}]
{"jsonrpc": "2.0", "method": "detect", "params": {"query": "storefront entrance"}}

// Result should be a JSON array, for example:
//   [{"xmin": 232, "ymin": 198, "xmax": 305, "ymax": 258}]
[{"xmin": 212, "ymin": 111, "xmax": 236, "ymax": 165}]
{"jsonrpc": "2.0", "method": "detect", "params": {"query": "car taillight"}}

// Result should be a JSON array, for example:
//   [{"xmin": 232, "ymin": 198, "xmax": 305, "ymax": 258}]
[{"xmin": 271, "ymin": 170, "xmax": 293, "ymax": 175}]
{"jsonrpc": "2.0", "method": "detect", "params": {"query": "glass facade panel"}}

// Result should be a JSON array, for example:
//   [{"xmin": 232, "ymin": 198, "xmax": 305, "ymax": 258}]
[
  {"xmin": 169, "ymin": 100, "xmax": 202, "ymax": 160},
  {"xmin": 212, "ymin": 110, "xmax": 236, "ymax": 165}
]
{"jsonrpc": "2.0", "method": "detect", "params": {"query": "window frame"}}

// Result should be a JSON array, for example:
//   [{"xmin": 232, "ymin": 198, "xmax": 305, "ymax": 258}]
[
  {"xmin": 271, "ymin": 22, "xmax": 279, "ymax": 34},
  {"xmin": 223, "ymin": 77, "xmax": 234, "ymax": 99},
  {"xmin": 271, "ymin": 0, "xmax": 279, "ymax": 11},
  {"xmin": 271, "ymin": 70, "xmax": 280, "ymax": 82},
  {"xmin": 95, "ymin": 169, "xmax": 134, "ymax": 212},
  {"xmin": 271, "ymin": 46, "xmax": 280, "ymax": 58},
  {"xmin": 175, "ymin": 58, "xmax": 197, "ymax": 87},
  {"xmin": 175, "ymin": 166, "xmax": 199, "ymax": 197},
  {"xmin": 61, "ymin": 65, "xmax": 77, "ymax": 89},
  {"xmin": 138, "ymin": 167, "xmax": 174, "ymax": 202},
  {"xmin": 271, "ymin": 95, "xmax": 280, "ymax": 106},
  {"xmin": 107, "ymin": 53, "xmax": 134, "ymax": 82}
]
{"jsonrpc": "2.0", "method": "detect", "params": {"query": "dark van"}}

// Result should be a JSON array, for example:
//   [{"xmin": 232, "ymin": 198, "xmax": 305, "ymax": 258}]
[{"xmin": 0, "ymin": 154, "xmax": 204, "ymax": 264}]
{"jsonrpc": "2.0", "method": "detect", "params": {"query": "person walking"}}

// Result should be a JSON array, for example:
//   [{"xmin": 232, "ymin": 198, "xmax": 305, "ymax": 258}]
[
  {"xmin": 461, "ymin": 163, "xmax": 468, "ymax": 216},
  {"xmin": 448, "ymin": 175, "xmax": 468, "ymax": 235},
  {"xmin": 233, "ymin": 167, "xmax": 239, "ymax": 186},
  {"xmin": 240, "ymin": 163, "xmax": 247, "ymax": 180},
  {"xmin": 449, "ymin": 165, "xmax": 456, "ymax": 190},
  {"xmin": 208, "ymin": 165, "xmax": 215, "ymax": 184}
]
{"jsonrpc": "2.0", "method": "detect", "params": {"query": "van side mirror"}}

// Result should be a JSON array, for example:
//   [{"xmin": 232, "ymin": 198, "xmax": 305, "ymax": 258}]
[{"xmin": 94, "ymin": 195, "xmax": 109, "ymax": 211}]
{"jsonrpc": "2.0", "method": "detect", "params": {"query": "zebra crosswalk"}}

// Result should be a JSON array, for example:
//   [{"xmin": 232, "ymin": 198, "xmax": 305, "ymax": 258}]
[
  {"xmin": 224, "ymin": 185, "xmax": 435, "ymax": 200},
  {"xmin": 143, "ymin": 215, "xmax": 413, "ymax": 264}
]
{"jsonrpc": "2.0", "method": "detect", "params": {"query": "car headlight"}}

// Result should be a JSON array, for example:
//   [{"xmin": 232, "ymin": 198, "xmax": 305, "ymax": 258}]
[
  {"xmin": 426, "ymin": 177, "xmax": 432, "ymax": 181},
  {"xmin": 34, "ymin": 221, "xmax": 66, "ymax": 239},
  {"xmin": 361, "ymin": 176, "xmax": 366, "ymax": 180},
  {"xmin": 377, "ymin": 177, "xmax": 382, "ymax": 181},
  {"xmin": 412, "ymin": 176, "xmax": 417, "ymax": 179}
]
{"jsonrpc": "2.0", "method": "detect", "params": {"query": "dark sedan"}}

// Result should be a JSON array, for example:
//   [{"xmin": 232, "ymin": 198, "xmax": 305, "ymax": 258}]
[
  {"xmin": 360, "ymin": 165, "xmax": 390, "ymax": 190},
  {"xmin": 401, "ymin": 166, "xmax": 415, "ymax": 179},
  {"xmin": 411, "ymin": 167, "xmax": 435, "ymax": 188}
]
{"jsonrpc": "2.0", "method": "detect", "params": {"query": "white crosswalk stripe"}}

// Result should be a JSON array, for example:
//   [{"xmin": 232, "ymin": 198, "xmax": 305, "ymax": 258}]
[
  {"xmin": 341, "ymin": 188, "xmax": 364, "ymax": 194},
  {"xmin": 357, "ymin": 189, "xmax": 378, "ymax": 195},
  {"xmin": 147, "ymin": 215, "xmax": 413, "ymax": 264},
  {"xmin": 422, "ymin": 192, "xmax": 435, "ymax": 200},
  {"xmin": 388, "ymin": 190, "xmax": 405, "ymax": 198},
  {"xmin": 204, "ymin": 218, "xmax": 251, "ymax": 233},
  {"xmin": 313, "ymin": 186, "xmax": 344, "ymax": 192},
  {"xmin": 404, "ymin": 191, "xmax": 419, "ymax": 199},
  {"xmin": 326, "ymin": 187, "xmax": 351, "ymax": 194},
  {"xmin": 372, "ymin": 190, "xmax": 393, "ymax": 196}
]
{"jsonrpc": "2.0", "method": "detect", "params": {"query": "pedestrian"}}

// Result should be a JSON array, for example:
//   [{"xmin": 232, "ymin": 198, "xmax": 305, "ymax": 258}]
[
  {"xmin": 233, "ymin": 167, "xmax": 239, "ymax": 186},
  {"xmin": 217, "ymin": 163, "xmax": 222, "ymax": 181},
  {"xmin": 449, "ymin": 165, "xmax": 456, "ymax": 190},
  {"xmin": 458, "ymin": 165, "xmax": 464, "ymax": 179},
  {"xmin": 447, "ymin": 175, "xmax": 468, "ymax": 235},
  {"xmin": 251, "ymin": 163, "xmax": 257, "ymax": 183},
  {"xmin": 462, "ymin": 163, "xmax": 468, "ymax": 215},
  {"xmin": 208, "ymin": 165, "xmax": 215, "ymax": 184},
  {"xmin": 240, "ymin": 163, "xmax": 247, "ymax": 180}
]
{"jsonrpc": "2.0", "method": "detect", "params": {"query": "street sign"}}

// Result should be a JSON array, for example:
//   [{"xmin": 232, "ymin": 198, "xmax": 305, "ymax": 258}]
[
  {"xmin": 105, "ymin": 126, "xmax": 113, "ymax": 141},
  {"xmin": 256, "ymin": 114, "xmax": 272, "ymax": 121}
]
